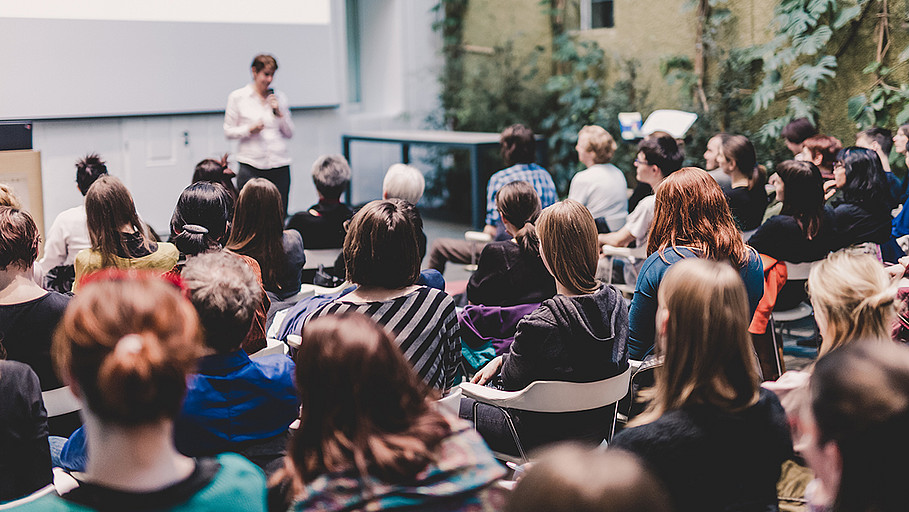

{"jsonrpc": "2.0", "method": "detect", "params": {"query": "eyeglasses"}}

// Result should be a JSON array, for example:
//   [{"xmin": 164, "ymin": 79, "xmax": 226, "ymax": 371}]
[{"xmin": 634, "ymin": 158, "xmax": 651, "ymax": 166}]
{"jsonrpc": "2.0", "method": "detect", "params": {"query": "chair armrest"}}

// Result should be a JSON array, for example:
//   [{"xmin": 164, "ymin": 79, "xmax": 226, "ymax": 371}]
[
  {"xmin": 601, "ymin": 245, "xmax": 633, "ymax": 257},
  {"xmin": 459, "ymin": 382, "xmax": 522, "ymax": 407}
]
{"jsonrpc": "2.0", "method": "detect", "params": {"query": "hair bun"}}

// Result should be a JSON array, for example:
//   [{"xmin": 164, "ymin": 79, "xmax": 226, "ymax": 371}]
[{"xmin": 183, "ymin": 224, "xmax": 209, "ymax": 235}]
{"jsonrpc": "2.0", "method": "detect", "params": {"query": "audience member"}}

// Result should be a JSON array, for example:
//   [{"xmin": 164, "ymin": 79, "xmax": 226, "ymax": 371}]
[
  {"xmin": 21, "ymin": 271, "xmax": 267, "ymax": 511},
  {"xmin": 169, "ymin": 182, "xmax": 269, "ymax": 354},
  {"xmin": 383, "ymin": 163, "xmax": 425, "ymax": 204},
  {"xmin": 224, "ymin": 54, "xmax": 294, "ymax": 218},
  {"xmin": 0, "ymin": 184, "xmax": 21, "ymax": 209},
  {"xmin": 703, "ymin": 133, "xmax": 733, "ymax": 193},
  {"xmin": 307, "ymin": 199, "xmax": 460, "ymax": 392},
  {"xmin": 463, "ymin": 199, "xmax": 628, "ymax": 455},
  {"xmin": 856, "ymin": 127, "xmax": 905, "ymax": 206},
  {"xmin": 34, "ymin": 153, "xmax": 108, "ymax": 292},
  {"xmin": 0, "ymin": 207, "xmax": 70, "ymax": 391},
  {"xmin": 568, "ymin": 125, "xmax": 628, "ymax": 231},
  {"xmin": 782, "ymin": 117, "xmax": 818, "ymax": 156},
  {"xmin": 599, "ymin": 133, "xmax": 684, "ymax": 250},
  {"xmin": 227, "ymin": 178, "xmax": 305, "ymax": 301},
  {"xmin": 628, "ymin": 168, "xmax": 763, "ymax": 361},
  {"xmin": 0, "ymin": 343, "xmax": 51, "ymax": 503},
  {"xmin": 73, "ymin": 175, "xmax": 178, "ymax": 292},
  {"xmin": 717, "ymin": 134, "xmax": 768, "ymax": 231},
  {"xmin": 428, "ymin": 124, "xmax": 556, "ymax": 273},
  {"xmin": 893, "ymin": 123, "xmax": 909, "ymax": 157},
  {"xmin": 800, "ymin": 134, "xmax": 842, "ymax": 179},
  {"xmin": 505, "ymin": 444, "xmax": 671, "ymax": 512},
  {"xmin": 826, "ymin": 147, "xmax": 892, "ymax": 255},
  {"xmin": 55, "ymin": 252, "xmax": 299, "ymax": 475},
  {"xmin": 467, "ymin": 181, "xmax": 556, "ymax": 306},
  {"xmin": 764, "ymin": 253, "xmax": 895, "ymax": 411},
  {"xmin": 269, "ymin": 313, "xmax": 505, "ymax": 512},
  {"xmin": 285, "ymin": 154, "xmax": 353, "ymax": 250},
  {"xmin": 801, "ymin": 341, "xmax": 909, "ymax": 512},
  {"xmin": 612, "ymin": 258, "xmax": 792, "ymax": 512},
  {"xmin": 192, "ymin": 156, "xmax": 239, "ymax": 203}
]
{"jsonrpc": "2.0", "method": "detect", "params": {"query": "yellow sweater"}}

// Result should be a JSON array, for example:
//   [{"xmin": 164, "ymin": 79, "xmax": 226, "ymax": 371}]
[{"xmin": 72, "ymin": 242, "xmax": 179, "ymax": 292}]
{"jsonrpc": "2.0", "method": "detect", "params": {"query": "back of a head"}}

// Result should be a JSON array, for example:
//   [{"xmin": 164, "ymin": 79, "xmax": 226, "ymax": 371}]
[
  {"xmin": 578, "ymin": 125, "xmax": 617, "ymax": 164},
  {"xmin": 311, "ymin": 154, "xmax": 351, "ymax": 200},
  {"xmin": 638, "ymin": 134, "xmax": 683, "ymax": 177},
  {"xmin": 0, "ymin": 184, "xmax": 22, "ymax": 209},
  {"xmin": 343, "ymin": 199, "xmax": 420, "ymax": 289},
  {"xmin": 858, "ymin": 127, "xmax": 893, "ymax": 155},
  {"xmin": 181, "ymin": 251, "xmax": 262, "ymax": 353},
  {"xmin": 76, "ymin": 153, "xmax": 109, "ymax": 196},
  {"xmin": 807, "ymin": 252, "xmax": 894, "ymax": 356},
  {"xmin": 836, "ymin": 146, "xmax": 890, "ymax": 210},
  {"xmin": 85, "ymin": 175, "xmax": 146, "ymax": 259},
  {"xmin": 383, "ymin": 164, "xmax": 425, "ymax": 205},
  {"xmin": 811, "ymin": 341, "xmax": 909, "ymax": 512},
  {"xmin": 642, "ymin": 258, "xmax": 759, "ymax": 421},
  {"xmin": 536, "ymin": 199, "xmax": 598, "ymax": 295},
  {"xmin": 52, "ymin": 271, "xmax": 202, "ymax": 426},
  {"xmin": 506, "ymin": 444, "xmax": 672, "ymax": 512},
  {"xmin": 500, "ymin": 124, "xmax": 536, "ymax": 167},
  {"xmin": 0, "ymin": 206, "xmax": 39, "ymax": 272},
  {"xmin": 720, "ymin": 134, "xmax": 765, "ymax": 189},
  {"xmin": 782, "ymin": 117, "xmax": 817, "ymax": 144},
  {"xmin": 496, "ymin": 180, "xmax": 542, "ymax": 256},
  {"xmin": 291, "ymin": 313, "xmax": 447, "ymax": 481},
  {"xmin": 802, "ymin": 135, "xmax": 843, "ymax": 170},
  {"xmin": 170, "ymin": 182, "xmax": 234, "ymax": 256},
  {"xmin": 648, "ymin": 167, "xmax": 746, "ymax": 266},
  {"xmin": 226, "ymin": 178, "xmax": 285, "ymax": 283},
  {"xmin": 776, "ymin": 160, "xmax": 825, "ymax": 237}
]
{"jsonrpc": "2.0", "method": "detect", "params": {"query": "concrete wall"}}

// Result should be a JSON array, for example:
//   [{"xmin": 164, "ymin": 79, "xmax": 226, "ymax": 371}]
[{"xmin": 28, "ymin": 0, "xmax": 443, "ymax": 236}]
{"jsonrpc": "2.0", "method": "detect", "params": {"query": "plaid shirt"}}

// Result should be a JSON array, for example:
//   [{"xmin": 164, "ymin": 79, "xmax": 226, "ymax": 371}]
[{"xmin": 485, "ymin": 163, "xmax": 557, "ymax": 226}]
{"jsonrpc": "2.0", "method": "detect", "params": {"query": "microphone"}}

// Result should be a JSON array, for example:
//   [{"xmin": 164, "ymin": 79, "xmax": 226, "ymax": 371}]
[{"xmin": 265, "ymin": 88, "xmax": 278, "ymax": 115}]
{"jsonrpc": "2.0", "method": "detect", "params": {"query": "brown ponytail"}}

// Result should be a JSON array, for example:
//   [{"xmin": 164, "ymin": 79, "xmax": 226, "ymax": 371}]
[
  {"xmin": 53, "ymin": 271, "xmax": 202, "ymax": 426},
  {"xmin": 496, "ymin": 181, "xmax": 542, "ymax": 258}
]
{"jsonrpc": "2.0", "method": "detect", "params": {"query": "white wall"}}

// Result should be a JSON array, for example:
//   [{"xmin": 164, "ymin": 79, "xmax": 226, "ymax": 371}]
[{"xmin": 30, "ymin": 0, "xmax": 442, "ymax": 235}]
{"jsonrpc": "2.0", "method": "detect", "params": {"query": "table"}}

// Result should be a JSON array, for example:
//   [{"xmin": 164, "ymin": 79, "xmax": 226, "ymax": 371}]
[{"xmin": 341, "ymin": 130, "xmax": 545, "ymax": 229}]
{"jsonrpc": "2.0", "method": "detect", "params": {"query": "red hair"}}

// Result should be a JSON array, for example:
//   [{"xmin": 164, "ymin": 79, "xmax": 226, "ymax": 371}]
[
  {"xmin": 647, "ymin": 167, "xmax": 748, "ymax": 267},
  {"xmin": 803, "ymin": 135, "xmax": 843, "ymax": 170}
]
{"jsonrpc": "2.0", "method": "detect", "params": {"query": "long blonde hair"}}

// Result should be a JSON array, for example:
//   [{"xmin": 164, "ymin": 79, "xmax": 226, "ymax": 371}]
[
  {"xmin": 808, "ymin": 252, "xmax": 895, "ymax": 356},
  {"xmin": 632, "ymin": 258, "xmax": 760, "ymax": 426}
]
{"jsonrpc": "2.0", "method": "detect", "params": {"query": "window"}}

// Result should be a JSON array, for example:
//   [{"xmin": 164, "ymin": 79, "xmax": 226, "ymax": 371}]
[
  {"xmin": 345, "ymin": 0, "xmax": 362, "ymax": 104},
  {"xmin": 580, "ymin": 0, "xmax": 614, "ymax": 30}
]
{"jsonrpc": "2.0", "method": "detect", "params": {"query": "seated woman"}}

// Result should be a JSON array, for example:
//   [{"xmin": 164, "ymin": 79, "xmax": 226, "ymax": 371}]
[
  {"xmin": 763, "ymin": 252, "xmax": 895, "ymax": 410},
  {"xmin": 21, "ymin": 271, "xmax": 267, "ymax": 510},
  {"xmin": 192, "ymin": 156, "xmax": 239, "ymax": 203},
  {"xmin": 269, "ymin": 313, "xmax": 504, "ymax": 511},
  {"xmin": 799, "ymin": 341, "xmax": 909, "ymax": 512},
  {"xmin": 0, "ymin": 207, "xmax": 69, "ymax": 392},
  {"xmin": 462, "ymin": 199, "xmax": 628, "ymax": 454},
  {"xmin": 307, "ymin": 199, "xmax": 460, "ymax": 393},
  {"xmin": 717, "ymin": 134, "xmax": 769, "ymax": 231},
  {"xmin": 0, "ymin": 347, "xmax": 51, "ymax": 504},
  {"xmin": 467, "ymin": 181, "xmax": 556, "ymax": 306},
  {"xmin": 612, "ymin": 258, "xmax": 792, "ymax": 512},
  {"xmin": 628, "ymin": 168, "xmax": 763, "ymax": 361},
  {"xmin": 170, "ymin": 182, "xmax": 269, "ymax": 354},
  {"xmin": 227, "ymin": 178, "xmax": 305, "ymax": 302},
  {"xmin": 825, "ymin": 147, "xmax": 892, "ymax": 256},
  {"xmin": 748, "ymin": 160, "xmax": 835, "ymax": 309},
  {"xmin": 73, "ymin": 175, "xmax": 178, "ymax": 292}
]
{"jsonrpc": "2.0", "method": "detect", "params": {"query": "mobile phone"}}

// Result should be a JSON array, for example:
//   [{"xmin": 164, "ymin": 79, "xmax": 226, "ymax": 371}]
[{"xmin": 265, "ymin": 88, "xmax": 275, "ymax": 96}]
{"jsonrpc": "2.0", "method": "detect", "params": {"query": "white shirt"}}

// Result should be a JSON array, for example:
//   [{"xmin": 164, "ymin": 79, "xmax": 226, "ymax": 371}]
[
  {"xmin": 568, "ymin": 163, "xmax": 628, "ymax": 231},
  {"xmin": 223, "ymin": 84, "xmax": 294, "ymax": 169},
  {"xmin": 33, "ymin": 204, "xmax": 91, "ymax": 280},
  {"xmin": 625, "ymin": 194, "xmax": 656, "ymax": 249}
]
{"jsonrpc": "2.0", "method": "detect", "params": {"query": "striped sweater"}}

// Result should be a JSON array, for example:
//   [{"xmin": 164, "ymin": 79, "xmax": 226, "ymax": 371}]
[{"xmin": 308, "ymin": 286, "xmax": 461, "ymax": 392}]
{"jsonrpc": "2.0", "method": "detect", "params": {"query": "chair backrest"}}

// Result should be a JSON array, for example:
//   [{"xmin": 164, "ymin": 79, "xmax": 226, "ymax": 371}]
[
  {"xmin": 250, "ymin": 338, "xmax": 287, "ymax": 359},
  {"xmin": 784, "ymin": 260, "xmax": 818, "ymax": 281},
  {"xmin": 464, "ymin": 367, "xmax": 631, "ymax": 413},
  {"xmin": 303, "ymin": 248, "xmax": 342, "ymax": 270},
  {"xmin": 436, "ymin": 386, "xmax": 462, "ymax": 416},
  {"xmin": 42, "ymin": 386, "xmax": 81, "ymax": 418}
]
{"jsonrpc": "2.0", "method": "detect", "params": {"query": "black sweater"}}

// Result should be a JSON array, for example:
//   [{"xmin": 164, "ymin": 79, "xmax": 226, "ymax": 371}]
[
  {"xmin": 747, "ymin": 207, "xmax": 835, "ymax": 262},
  {"xmin": 467, "ymin": 240, "xmax": 556, "ymax": 306},
  {"xmin": 611, "ymin": 388, "xmax": 793, "ymax": 512}
]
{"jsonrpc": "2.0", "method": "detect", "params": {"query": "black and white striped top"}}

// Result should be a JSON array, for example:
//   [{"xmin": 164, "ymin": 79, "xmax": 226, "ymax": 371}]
[{"xmin": 308, "ymin": 286, "xmax": 461, "ymax": 392}]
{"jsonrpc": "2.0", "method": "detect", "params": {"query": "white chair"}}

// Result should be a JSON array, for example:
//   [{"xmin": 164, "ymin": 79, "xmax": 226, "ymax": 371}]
[
  {"xmin": 436, "ymin": 385, "xmax": 462, "ymax": 417},
  {"xmin": 249, "ymin": 338, "xmax": 288, "ymax": 359},
  {"xmin": 463, "ymin": 231, "xmax": 493, "ymax": 272},
  {"xmin": 302, "ymin": 248, "xmax": 343, "ymax": 271},
  {"xmin": 600, "ymin": 244, "xmax": 646, "ymax": 297},
  {"xmin": 460, "ymin": 367, "xmax": 632, "ymax": 463},
  {"xmin": 772, "ymin": 261, "xmax": 819, "ymax": 344},
  {"xmin": 41, "ymin": 386, "xmax": 81, "ymax": 418}
]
